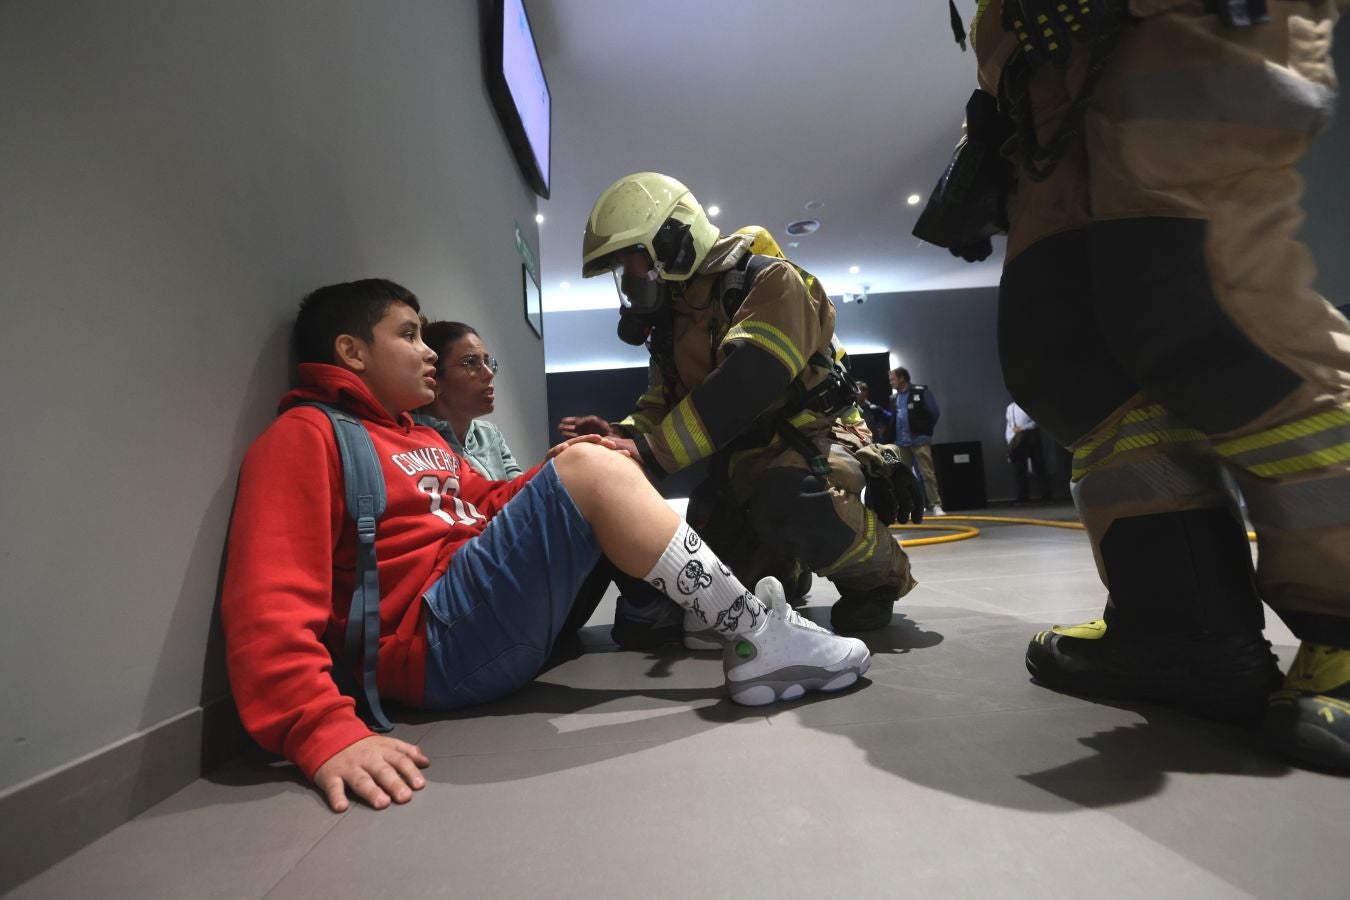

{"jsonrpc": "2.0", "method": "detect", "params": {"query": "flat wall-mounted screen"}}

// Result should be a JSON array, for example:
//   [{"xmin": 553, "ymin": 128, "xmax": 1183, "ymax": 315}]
[
  {"xmin": 523, "ymin": 264, "xmax": 543, "ymax": 339},
  {"xmin": 485, "ymin": 0, "xmax": 551, "ymax": 198}
]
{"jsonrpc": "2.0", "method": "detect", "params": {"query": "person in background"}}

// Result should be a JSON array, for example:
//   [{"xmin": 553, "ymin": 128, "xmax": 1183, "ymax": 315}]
[
  {"xmin": 1006, "ymin": 400, "xmax": 1050, "ymax": 504},
  {"xmin": 889, "ymin": 367, "xmax": 944, "ymax": 516},
  {"xmin": 857, "ymin": 382, "xmax": 893, "ymax": 444},
  {"xmin": 413, "ymin": 321, "xmax": 521, "ymax": 481},
  {"xmin": 416, "ymin": 320, "xmax": 610, "ymax": 663}
]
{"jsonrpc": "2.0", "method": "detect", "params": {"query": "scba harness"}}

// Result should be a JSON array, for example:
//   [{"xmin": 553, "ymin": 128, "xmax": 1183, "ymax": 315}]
[
  {"xmin": 719, "ymin": 255, "xmax": 866, "ymax": 476},
  {"xmin": 631, "ymin": 252, "xmax": 921, "ymax": 526},
  {"xmin": 621, "ymin": 252, "xmax": 864, "ymax": 475}
]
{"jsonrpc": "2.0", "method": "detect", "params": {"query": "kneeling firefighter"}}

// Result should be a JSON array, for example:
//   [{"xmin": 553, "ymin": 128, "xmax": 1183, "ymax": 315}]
[
  {"xmin": 559, "ymin": 171, "xmax": 920, "ymax": 638},
  {"xmin": 918, "ymin": 0, "xmax": 1350, "ymax": 770}
]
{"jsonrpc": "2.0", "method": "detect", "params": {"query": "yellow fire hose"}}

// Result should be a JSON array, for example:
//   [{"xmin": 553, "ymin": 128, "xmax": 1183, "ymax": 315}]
[{"xmin": 891, "ymin": 514, "xmax": 1257, "ymax": 548}]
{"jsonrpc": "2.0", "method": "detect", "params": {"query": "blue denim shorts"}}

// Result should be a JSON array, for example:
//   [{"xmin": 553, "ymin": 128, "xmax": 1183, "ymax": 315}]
[{"xmin": 422, "ymin": 461, "xmax": 601, "ymax": 709}]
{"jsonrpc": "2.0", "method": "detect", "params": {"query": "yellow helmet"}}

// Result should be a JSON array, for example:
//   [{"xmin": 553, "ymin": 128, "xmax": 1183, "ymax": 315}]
[{"xmin": 581, "ymin": 172, "xmax": 720, "ymax": 283}]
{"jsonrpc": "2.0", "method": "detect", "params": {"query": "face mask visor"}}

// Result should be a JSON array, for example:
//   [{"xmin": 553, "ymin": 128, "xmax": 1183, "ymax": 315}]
[{"xmin": 609, "ymin": 257, "xmax": 666, "ymax": 315}]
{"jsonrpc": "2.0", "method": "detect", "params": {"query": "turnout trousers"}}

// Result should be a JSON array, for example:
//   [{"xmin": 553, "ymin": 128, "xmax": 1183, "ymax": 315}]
[
  {"xmin": 702, "ymin": 427, "xmax": 917, "ymax": 603},
  {"xmin": 983, "ymin": 1, "xmax": 1350, "ymax": 643}
]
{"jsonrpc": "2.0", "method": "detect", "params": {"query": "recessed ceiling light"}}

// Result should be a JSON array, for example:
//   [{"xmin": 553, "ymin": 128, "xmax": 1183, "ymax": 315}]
[
  {"xmin": 906, "ymin": 194, "xmax": 921, "ymax": 206},
  {"xmin": 707, "ymin": 205, "xmax": 720, "ymax": 217},
  {"xmin": 787, "ymin": 241, "xmax": 800, "ymax": 248},
  {"xmin": 559, "ymin": 281, "xmax": 570, "ymax": 289},
  {"xmin": 785, "ymin": 219, "xmax": 821, "ymax": 236},
  {"xmin": 535, "ymin": 213, "xmax": 545, "ymax": 224},
  {"xmin": 849, "ymin": 265, "xmax": 860, "ymax": 274},
  {"xmin": 804, "ymin": 200, "xmax": 825, "ymax": 210}
]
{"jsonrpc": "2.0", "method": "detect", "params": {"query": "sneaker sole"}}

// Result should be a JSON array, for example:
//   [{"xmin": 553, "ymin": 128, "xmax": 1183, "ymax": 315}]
[{"xmin": 728, "ymin": 651, "xmax": 872, "ymax": 707}]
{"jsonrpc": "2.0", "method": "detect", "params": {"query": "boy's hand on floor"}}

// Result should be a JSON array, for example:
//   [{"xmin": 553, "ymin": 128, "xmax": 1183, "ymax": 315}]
[{"xmin": 313, "ymin": 735, "xmax": 430, "ymax": 813}]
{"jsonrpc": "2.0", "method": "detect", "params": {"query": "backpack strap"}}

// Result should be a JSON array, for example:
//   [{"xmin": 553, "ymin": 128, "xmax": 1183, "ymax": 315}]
[
  {"xmin": 301, "ymin": 402, "xmax": 393, "ymax": 733},
  {"xmin": 716, "ymin": 253, "xmax": 775, "ymax": 321}
]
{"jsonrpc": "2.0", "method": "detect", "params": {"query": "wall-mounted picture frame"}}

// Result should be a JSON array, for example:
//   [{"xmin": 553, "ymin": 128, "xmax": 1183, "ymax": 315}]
[{"xmin": 523, "ymin": 263, "xmax": 542, "ymax": 339}]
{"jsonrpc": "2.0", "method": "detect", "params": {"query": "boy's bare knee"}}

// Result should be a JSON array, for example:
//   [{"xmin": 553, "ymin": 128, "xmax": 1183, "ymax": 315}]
[
  {"xmin": 552, "ymin": 441, "xmax": 648, "ymax": 516},
  {"xmin": 551, "ymin": 441, "xmax": 614, "ymax": 498},
  {"xmin": 552, "ymin": 439, "xmax": 608, "ymax": 477}
]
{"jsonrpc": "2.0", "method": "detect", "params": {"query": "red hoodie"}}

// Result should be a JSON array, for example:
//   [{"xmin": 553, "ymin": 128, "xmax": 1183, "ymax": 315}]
[{"xmin": 221, "ymin": 363, "xmax": 539, "ymax": 779}]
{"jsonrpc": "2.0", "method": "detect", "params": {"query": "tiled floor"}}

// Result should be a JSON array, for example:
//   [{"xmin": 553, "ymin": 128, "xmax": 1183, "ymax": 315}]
[{"xmin": 13, "ymin": 507, "xmax": 1350, "ymax": 899}]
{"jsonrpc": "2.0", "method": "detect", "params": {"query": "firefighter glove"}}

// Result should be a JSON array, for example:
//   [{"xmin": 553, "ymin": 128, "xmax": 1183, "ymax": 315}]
[{"xmin": 855, "ymin": 444, "xmax": 925, "ymax": 526}]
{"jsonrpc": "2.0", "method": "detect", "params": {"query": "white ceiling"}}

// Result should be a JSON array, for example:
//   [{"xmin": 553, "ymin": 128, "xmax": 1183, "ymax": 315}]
[{"xmin": 528, "ymin": 0, "xmax": 1005, "ymax": 313}]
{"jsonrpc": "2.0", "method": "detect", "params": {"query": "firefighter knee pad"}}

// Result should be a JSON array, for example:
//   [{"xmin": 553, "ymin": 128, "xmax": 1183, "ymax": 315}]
[
  {"xmin": 1100, "ymin": 506, "xmax": 1265, "ymax": 636},
  {"xmin": 999, "ymin": 229, "xmax": 1139, "ymax": 445},
  {"xmin": 1091, "ymin": 217, "xmax": 1301, "ymax": 436},
  {"xmin": 748, "ymin": 467, "xmax": 857, "ymax": 570}
]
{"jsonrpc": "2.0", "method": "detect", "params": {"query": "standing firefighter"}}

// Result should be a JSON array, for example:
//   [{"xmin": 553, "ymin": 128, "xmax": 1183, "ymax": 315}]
[
  {"xmin": 924, "ymin": 0, "xmax": 1350, "ymax": 769},
  {"xmin": 560, "ymin": 172, "xmax": 919, "ymax": 635}
]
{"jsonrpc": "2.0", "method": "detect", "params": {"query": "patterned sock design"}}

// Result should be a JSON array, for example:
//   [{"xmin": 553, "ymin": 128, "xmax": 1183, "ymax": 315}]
[{"xmin": 644, "ymin": 523, "xmax": 766, "ymax": 637}]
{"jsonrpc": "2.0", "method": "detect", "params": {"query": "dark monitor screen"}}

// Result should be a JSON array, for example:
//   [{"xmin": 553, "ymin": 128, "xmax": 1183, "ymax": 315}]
[
  {"xmin": 523, "ymin": 263, "xmax": 542, "ymax": 339},
  {"xmin": 484, "ymin": 0, "xmax": 551, "ymax": 198}
]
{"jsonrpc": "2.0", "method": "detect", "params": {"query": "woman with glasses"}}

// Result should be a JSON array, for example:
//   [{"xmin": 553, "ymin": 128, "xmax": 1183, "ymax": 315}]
[
  {"xmin": 416, "ymin": 319, "xmax": 606, "ymax": 662},
  {"xmin": 413, "ymin": 321, "xmax": 521, "ymax": 480}
]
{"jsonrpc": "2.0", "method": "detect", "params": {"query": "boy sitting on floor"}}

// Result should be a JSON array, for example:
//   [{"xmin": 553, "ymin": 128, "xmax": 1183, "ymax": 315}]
[{"xmin": 222, "ymin": 278, "xmax": 873, "ymax": 812}]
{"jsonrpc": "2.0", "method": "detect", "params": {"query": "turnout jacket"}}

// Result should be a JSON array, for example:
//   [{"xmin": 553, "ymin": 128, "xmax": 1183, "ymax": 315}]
[
  {"xmin": 618, "ymin": 233, "xmax": 839, "ymax": 473},
  {"xmin": 222, "ymin": 364, "xmax": 537, "ymax": 779}
]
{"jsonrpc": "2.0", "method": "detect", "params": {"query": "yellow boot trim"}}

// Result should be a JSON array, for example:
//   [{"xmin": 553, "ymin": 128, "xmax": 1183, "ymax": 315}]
[
  {"xmin": 1050, "ymin": 619, "xmax": 1107, "ymax": 640},
  {"xmin": 1312, "ymin": 697, "xmax": 1350, "ymax": 723},
  {"xmin": 1282, "ymin": 642, "xmax": 1350, "ymax": 695}
]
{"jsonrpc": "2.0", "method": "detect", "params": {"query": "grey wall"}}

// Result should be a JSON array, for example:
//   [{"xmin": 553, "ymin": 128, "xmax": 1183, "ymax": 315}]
[
  {"xmin": 834, "ymin": 287, "xmax": 1036, "ymax": 502},
  {"xmin": 544, "ymin": 307, "xmax": 650, "ymax": 373},
  {"xmin": 0, "ymin": 0, "xmax": 544, "ymax": 795}
]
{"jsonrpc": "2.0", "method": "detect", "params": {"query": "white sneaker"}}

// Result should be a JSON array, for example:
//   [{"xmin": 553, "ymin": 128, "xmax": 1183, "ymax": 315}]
[
  {"xmin": 683, "ymin": 607, "xmax": 729, "ymax": 651},
  {"xmin": 931, "ymin": 505, "xmax": 946, "ymax": 516},
  {"xmin": 723, "ymin": 577, "xmax": 872, "ymax": 706}
]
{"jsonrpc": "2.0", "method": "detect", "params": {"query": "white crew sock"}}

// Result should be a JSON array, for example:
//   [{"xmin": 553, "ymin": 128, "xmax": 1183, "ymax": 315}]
[{"xmin": 643, "ymin": 523, "xmax": 767, "ymax": 637}]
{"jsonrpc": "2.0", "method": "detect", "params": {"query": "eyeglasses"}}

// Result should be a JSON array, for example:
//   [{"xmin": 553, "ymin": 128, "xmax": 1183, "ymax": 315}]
[{"xmin": 456, "ymin": 355, "xmax": 499, "ymax": 377}]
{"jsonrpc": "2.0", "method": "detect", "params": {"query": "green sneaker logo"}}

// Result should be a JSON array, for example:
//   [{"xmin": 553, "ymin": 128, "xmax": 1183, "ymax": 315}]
[{"xmin": 736, "ymin": 641, "xmax": 753, "ymax": 659}]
